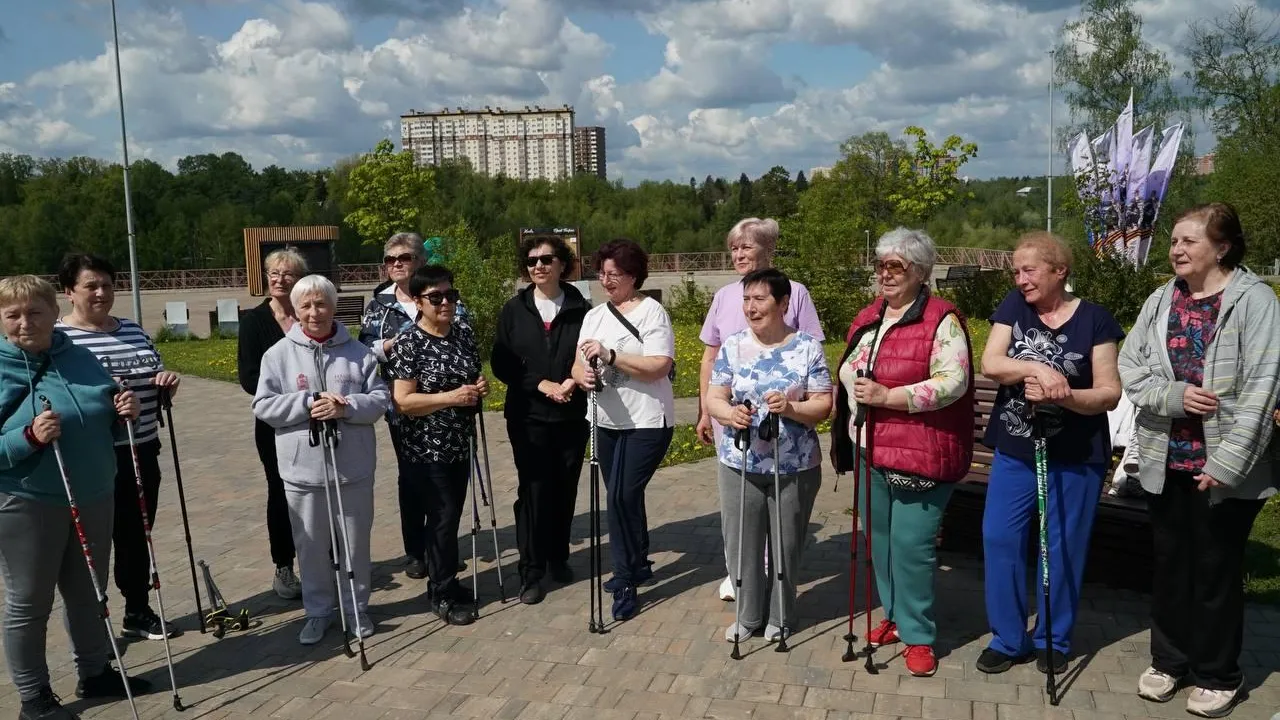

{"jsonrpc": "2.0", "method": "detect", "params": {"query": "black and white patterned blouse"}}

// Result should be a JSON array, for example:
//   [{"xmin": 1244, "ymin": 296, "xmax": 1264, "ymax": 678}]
[{"xmin": 388, "ymin": 322, "xmax": 481, "ymax": 464}]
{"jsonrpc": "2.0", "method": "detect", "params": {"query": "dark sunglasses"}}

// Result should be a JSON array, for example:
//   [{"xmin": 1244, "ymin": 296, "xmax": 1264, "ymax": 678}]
[
  {"xmin": 525, "ymin": 254, "xmax": 557, "ymax": 268},
  {"xmin": 384, "ymin": 253, "xmax": 416, "ymax": 265},
  {"xmin": 418, "ymin": 288, "xmax": 460, "ymax": 306}
]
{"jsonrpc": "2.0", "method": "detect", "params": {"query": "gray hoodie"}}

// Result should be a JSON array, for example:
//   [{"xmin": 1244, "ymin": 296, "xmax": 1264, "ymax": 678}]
[
  {"xmin": 1118, "ymin": 268, "xmax": 1280, "ymax": 503},
  {"xmin": 252, "ymin": 323, "xmax": 390, "ymax": 487}
]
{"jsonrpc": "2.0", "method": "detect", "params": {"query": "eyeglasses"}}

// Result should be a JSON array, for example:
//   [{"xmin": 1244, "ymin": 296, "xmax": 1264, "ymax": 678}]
[
  {"xmin": 874, "ymin": 260, "xmax": 910, "ymax": 277},
  {"xmin": 267, "ymin": 271, "xmax": 298, "ymax": 282},
  {"xmin": 598, "ymin": 271, "xmax": 629, "ymax": 281},
  {"xmin": 525, "ymin": 254, "xmax": 557, "ymax": 268},
  {"xmin": 384, "ymin": 253, "xmax": 416, "ymax": 265},
  {"xmin": 418, "ymin": 288, "xmax": 460, "ymax": 306}
]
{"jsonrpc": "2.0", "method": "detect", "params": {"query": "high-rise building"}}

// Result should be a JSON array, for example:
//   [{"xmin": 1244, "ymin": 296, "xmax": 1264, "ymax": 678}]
[
  {"xmin": 400, "ymin": 105, "xmax": 575, "ymax": 181},
  {"xmin": 573, "ymin": 126, "xmax": 607, "ymax": 179}
]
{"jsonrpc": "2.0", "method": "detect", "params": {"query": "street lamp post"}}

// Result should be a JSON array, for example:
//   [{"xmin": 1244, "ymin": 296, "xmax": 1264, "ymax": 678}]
[
  {"xmin": 864, "ymin": 229, "xmax": 871, "ymax": 265},
  {"xmin": 110, "ymin": 0, "xmax": 142, "ymax": 322},
  {"xmin": 1047, "ymin": 49, "xmax": 1055, "ymax": 233}
]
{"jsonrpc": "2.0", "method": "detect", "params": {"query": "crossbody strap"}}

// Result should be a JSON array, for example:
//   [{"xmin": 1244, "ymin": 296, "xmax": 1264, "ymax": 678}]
[{"xmin": 606, "ymin": 302, "xmax": 642, "ymax": 342}]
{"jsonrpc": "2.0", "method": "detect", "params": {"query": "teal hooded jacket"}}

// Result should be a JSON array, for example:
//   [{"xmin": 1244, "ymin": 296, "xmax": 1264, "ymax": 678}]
[{"xmin": 0, "ymin": 330, "xmax": 122, "ymax": 506}]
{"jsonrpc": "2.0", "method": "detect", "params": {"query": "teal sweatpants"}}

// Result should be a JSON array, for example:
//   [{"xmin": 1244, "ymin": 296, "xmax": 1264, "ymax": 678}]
[{"xmin": 853, "ymin": 458, "xmax": 955, "ymax": 647}]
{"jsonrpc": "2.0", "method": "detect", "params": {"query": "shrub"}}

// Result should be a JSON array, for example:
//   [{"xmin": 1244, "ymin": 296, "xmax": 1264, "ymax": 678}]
[
  {"xmin": 939, "ymin": 269, "xmax": 1014, "ymax": 322},
  {"xmin": 776, "ymin": 248, "xmax": 873, "ymax": 340},
  {"xmin": 668, "ymin": 273, "xmax": 713, "ymax": 326},
  {"xmin": 1070, "ymin": 249, "xmax": 1164, "ymax": 327},
  {"xmin": 427, "ymin": 220, "xmax": 516, "ymax": 358}
]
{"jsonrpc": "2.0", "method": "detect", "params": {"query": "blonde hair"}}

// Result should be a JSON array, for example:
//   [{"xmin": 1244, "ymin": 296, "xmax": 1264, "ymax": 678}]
[
  {"xmin": 0, "ymin": 275, "xmax": 58, "ymax": 311},
  {"xmin": 384, "ymin": 232, "xmax": 426, "ymax": 258},
  {"xmin": 726, "ymin": 217, "xmax": 780, "ymax": 254},
  {"xmin": 264, "ymin": 248, "xmax": 309, "ymax": 276},
  {"xmin": 1015, "ymin": 231, "xmax": 1074, "ymax": 276}
]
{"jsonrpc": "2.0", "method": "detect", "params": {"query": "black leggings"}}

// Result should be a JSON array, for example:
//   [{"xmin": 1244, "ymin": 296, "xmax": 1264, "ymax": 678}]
[{"xmin": 255, "ymin": 419, "xmax": 295, "ymax": 569}]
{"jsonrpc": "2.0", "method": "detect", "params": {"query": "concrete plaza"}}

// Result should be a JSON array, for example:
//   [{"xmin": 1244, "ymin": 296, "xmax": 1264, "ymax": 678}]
[{"xmin": 3, "ymin": 376, "xmax": 1280, "ymax": 720}]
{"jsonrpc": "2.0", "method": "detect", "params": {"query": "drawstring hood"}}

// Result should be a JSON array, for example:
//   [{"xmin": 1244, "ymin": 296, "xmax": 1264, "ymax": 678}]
[{"xmin": 4, "ymin": 332, "xmax": 86, "ymax": 426}]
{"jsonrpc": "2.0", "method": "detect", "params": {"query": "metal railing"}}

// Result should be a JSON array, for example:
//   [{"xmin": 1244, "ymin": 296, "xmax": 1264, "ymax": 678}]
[{"xmin": 18, "ymin": 248, "xmax": 1013, "ymax": 292}]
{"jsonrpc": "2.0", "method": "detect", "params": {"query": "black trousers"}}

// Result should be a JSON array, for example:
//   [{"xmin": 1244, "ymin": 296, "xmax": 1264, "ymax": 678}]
[
  {"xmin": 1148, "ymin": 470, "xmax": 1264, "ymax": 690},
  {"xmin": 508, "ymin": 419, "xmax": 588, "ymax": 584},
  {"xmin": 390, "ymin": 422, "xmax": 427, "ymax": 561},
  {"xmin": 402, "ymin": 459, "xmax": 469, "ymax": 599},
  {"xmin": 112, "ymin": 439, "xmax": 161, "ymax": 613},
  {"xmin": 254, "ymin": 419, "xmax": 296, "ymax": 569},
  {"xmin": 598, "ymin": 426, "xmax": 674, "ymax": 584}
]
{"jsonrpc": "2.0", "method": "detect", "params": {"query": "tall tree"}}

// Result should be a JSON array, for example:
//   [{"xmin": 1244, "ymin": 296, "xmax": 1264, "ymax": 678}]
[
  {"xmin": 343, "ymin": 139, "xmax": 437, "ymax": 244},
  {"xmin": 794, "ymin": 170, "xmax": 809, "ymax": 192},
  {"xmin": 736, "ymin": 173, "xmax": 753, "ymax": 215},
  {"xmin": 1053, "ymin": 0, "xmax": 1186, "ymax": 140},
  {"xmin": 753, "ymin": 165, "xmax": 798, "ymax": 219},
  {"xmin": 889, "ymin": 126, "xmax": 980, "ymax": 223},
  {"xmin": 1185, "ymin": 5, "xmax": 1280, "ymax": 144}
]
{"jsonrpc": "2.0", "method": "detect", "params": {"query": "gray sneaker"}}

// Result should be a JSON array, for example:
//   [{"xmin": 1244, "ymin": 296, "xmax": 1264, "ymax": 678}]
[
  {"xmin": 1137, "ymin": 666, "xmax": 1180, "ymax": 703},
  {"xmin": 346, "ymin": 613, "xmax": 374, "ymax": 639},
  {"xmin": 298, "ymin": 616, "xmax": 330, "ymax": 645},
  {"xmin": 273, "ymin": 566, "xmax": 301, "ymax": 600},
  {"xmin": 1186, "ymin": 683, "xmax": 1244, "ymax": 718}
]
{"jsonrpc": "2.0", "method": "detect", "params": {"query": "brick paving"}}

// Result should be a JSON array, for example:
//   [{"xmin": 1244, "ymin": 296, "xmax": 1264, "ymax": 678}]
[{"xmin": 3, "ymin": 375, "xmax": 1280, "ymax": 720}]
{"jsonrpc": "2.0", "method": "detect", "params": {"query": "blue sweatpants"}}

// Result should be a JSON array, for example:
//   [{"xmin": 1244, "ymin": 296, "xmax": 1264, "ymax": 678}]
[{"xmin": 982, "ymin": 450, "xmax": 1103, "ymax": 656}]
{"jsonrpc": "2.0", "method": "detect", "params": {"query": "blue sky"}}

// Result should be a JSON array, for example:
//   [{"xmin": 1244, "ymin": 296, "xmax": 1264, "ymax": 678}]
[{"xmin": 0, "ymin": 0, "xmax": 1233, "ymax": 183}]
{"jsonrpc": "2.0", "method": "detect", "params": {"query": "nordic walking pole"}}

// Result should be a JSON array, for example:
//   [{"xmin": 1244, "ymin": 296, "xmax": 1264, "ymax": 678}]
[
  {"xmin": 310, "ymin": 393, "xmax": 354, "ymax": 660},
  {"xmin": 762, "ymin": 410, "xmax": 789, "ymax": 653},
  {"xmin": 586, "ymin": 356, "xmax": 607, "ymax": 634},
  {"xmin": 468, "ymin": 431, "xmax": 482, "ymax": 621},
  {"xmin": 320, "ymin": 410, "xmax": 371, "ymax": 671},
  {"xmin": 41, "ymin": 396, "xmax": 140, "ymax": 720},
  {"xmin": 157, "ymin": 387, "xmax": 204, "ymax": 633},
  {"xmin": 729, "ymin": 400, "xmax": 753, "ymax": 661},
  {"xmin": 842, "ymin": 397, "xmax": 866, "ymax": 663},
  {"xmin": 474, "ymin": 393, "xmax": 507, "ymax": 603},
  {"xmin": 123, "ymin": 411, "xmax": 185, "ymax": 710},
  {"xmin": 1033, "ymin": 410, "xmax": 1058, "ymax": 705},
  {"xmin": 861, "ymin": 400, "xmax": 878, "ymax": 674}
]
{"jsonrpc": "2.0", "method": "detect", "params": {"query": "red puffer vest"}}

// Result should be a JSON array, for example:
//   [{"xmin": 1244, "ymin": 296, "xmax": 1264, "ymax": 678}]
[{"xmin": 831, "ymin": 291, "xmax": 975, "ymax": 482}]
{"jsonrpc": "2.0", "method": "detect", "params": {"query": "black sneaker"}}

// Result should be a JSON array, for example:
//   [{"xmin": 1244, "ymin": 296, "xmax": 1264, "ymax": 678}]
[
  {"xmin": 976, "ymin": 647, "xmax": 1029, "ymax": 674},
  {"xmin": 434, "ymin": 598, "xmax": 475, "ymax": 626},
  {"xmin": 75, "ymin": 664, "xmax": 152, "ymax": 699},
  {"xmin": 611, "ymin": 584, "xmax": 638, "ymax": 621},
  {"xmin": 122, "ymin": 607, "xmax": 177, "ymax": 640},
  {"xmin": 520, "ymin": 581, "xmax": 545, "ymax": 605},
  {"xmin": 603, "ymin": 566, "xmax": 653, "ymax": 593},
  {"xmin": 405, "ymin": 557, "xmax": 427, "ymax": 580},
  {"xmin": 1036, "ymin": 649, "xmax": 1069, "ymax": 674},
  {"xmin": 548, "ymin": 561, "xmax": 574, "ymax": 584},
  {"xmin": 20, "ymin": 686, "xmax": 78, "ymax": 719}
]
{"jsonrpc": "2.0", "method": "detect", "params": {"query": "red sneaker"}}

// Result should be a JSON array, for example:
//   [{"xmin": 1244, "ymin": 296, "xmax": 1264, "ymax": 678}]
[
  {"xmin": 904, "ymin": 645, "xmax": 937, "ymax": 677},
  {"xmin": 868, "ymin": 619, "xmax": 899, "ymax": 647}
]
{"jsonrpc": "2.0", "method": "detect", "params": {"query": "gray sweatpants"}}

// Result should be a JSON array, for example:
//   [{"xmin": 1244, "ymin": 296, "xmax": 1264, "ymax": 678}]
[
  {"xmin": 285, "ymin": 479, "xmax": 374, "ymax": 619},
  {"xmin": 717, "ymin": 463, "xmax": 821, "ymax": 631},
  {"xmin": 0, "ymin": 492, "xmax": 113, "ymax": 700}
]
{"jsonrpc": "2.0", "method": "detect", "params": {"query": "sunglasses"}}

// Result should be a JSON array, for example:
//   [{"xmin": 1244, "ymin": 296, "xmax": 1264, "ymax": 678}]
[
  {"xmin": 525, "ymin": 254, "xmax": 557, "ymax": 268},
  {"xmin": 874, "ymin": 260, "xmax": 910, "ymax": 276},
  {"xmin": 384, "ymin": 253, "xmax": 416, "ymax": 265},
  {"xmin": 418, "ymin": 288, "xmax": 460, "ymax": 306}
]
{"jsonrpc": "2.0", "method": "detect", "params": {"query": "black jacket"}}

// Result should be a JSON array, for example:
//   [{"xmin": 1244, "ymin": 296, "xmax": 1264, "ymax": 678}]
[
  {"xmin": 491, "ymin": 283, "xmax": 588, "ymax": 423},
  {"xmin": 237, "ymin": 299, "xmax": 285, "ymax": 396}
]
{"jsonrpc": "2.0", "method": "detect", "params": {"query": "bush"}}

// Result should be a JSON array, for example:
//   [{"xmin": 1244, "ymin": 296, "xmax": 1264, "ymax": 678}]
[
  {"xmin": 668, "ymin": 274, "xmax": 713, "ymax": 326},
  {"xmin": 427, "ymin": 220, "xmax": 516, "ymax": 358},
  {"xmin": 1070, "ymin": 249, "xmax": 1164, "ymax": 327},
  {"xmin": 939, "ymin": 269, "xmax": 1014, "ymax": 322},
  {"xmin": 776, "ymin": 249, "xmax": 873, "ymax": 340}
]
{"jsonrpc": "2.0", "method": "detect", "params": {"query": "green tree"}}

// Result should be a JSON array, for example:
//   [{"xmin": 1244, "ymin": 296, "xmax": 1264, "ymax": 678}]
[
  {"xmin": 753, "ymin": 165, "xmax": 798, "ymax": 219},
  {"xmin": 1185, "ymin": 5, "xmax": 1280, "ymax": 143},
  {"xmin": 427, "ymin": 220, "xmax": 515, "ymax": 357},
  {"xmin": 889, "ymin": 126, "xmax": 979, "ymax": 223},
  {"xmin": 343, "ymin": 139, "xmax": 436, "ymax": 244},
  {"xmin": 794, "ymin": 170, "xmax": 809, "ymax": 193}
]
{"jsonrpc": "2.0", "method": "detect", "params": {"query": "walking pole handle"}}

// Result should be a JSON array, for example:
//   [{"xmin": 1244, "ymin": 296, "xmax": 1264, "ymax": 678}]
[
  {"xmin": 733, "ymin": 400, "xmax": 754, "ymax": 450},
  {"xmin": 308, "ymin": 393, "xmax": 322, "ymax": 447}
]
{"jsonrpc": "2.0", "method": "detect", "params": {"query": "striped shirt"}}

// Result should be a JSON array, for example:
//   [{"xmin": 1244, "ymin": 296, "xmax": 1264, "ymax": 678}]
[{"xmin": 56, "ymin": 317, "xmax": 164, "ymax": 444}]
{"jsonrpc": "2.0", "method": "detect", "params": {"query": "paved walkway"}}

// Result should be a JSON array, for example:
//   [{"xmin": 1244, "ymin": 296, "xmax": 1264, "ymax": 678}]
[{"xmin": 3, "ymin": 376, "xmax": 1280, "ymax": 720}]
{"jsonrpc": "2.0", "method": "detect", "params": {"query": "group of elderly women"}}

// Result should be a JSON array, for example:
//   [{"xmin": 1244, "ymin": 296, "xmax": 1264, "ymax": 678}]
[{"xmin": 1, "ymin": 202, "xmax": 1273, "ymax": 719}]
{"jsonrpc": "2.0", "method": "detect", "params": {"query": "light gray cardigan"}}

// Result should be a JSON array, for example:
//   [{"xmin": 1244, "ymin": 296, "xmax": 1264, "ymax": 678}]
[{"xmin": 1117, "ymin": 268, "xmax": 1280, "ymax": 503}]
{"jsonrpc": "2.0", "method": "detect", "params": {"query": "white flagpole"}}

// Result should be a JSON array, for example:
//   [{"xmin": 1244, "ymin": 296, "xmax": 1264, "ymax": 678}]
[
  {"xmin": 110, "ymin": 0, "xmax": 142, "ymax": 322},
  {"xmin": 1047, "ymin": 49, "xmax": 1054, "ymax": 233}
]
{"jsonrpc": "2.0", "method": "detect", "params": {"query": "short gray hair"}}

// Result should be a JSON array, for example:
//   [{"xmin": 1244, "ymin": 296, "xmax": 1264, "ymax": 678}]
[
  {"xmin": 264, "ymin": 248, "xmax": 309, "ymax": 276},
  {"xmin": 876, "ymin": 227, "xmax": 936, "ymax": 282},
  {"xmin": 289, "ymin": 274, "xmax": 338, "ymax": 309},
  {"xmin": 726, "ymin": 217, "xmax": 780, "ymax": 254},
  {"xmin": 384, "ymin": 232, "xmax": 425, "ymax": 258}
]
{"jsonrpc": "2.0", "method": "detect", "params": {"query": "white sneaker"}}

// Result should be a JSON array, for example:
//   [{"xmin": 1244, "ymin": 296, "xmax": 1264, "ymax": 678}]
[
  {"xmin": 1137, "ymin": 666, "xmax": 1180, "ymax": 703},
  {"xmin": 347, "ymin": 613, "xmax": 374, "ymax": 639},
  {"xmin": 298, "ymin": 616, "xmax": 330, "ymax": 645},
  {"xmin": 1186, "ymin": 683, "xmax": 1244, "ymax": 718},
  {"xmin": 764, "ymin": 624, "xmax": 790, "ymax": 643},
  {"xmin": 724, "ymin": 622, "xmax": 753, "ymax": 642},
  {"xmin": 719, "ymin": 576, "xmax": 735, "ymax": 601},
  {"xmin": 273, "ymin": 566, "xmax": 302, "ymax": 600}
]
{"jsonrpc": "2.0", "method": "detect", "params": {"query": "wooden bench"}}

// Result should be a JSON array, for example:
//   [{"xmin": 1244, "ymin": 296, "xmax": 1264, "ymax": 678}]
[
  {"xmin": 935, "ymin": 264, "xmax": 980, "ymax": 291},
  {"xmin": 335, "ymin": 294, "xmax": 367, "ymax": 328},
  {"xmin": 937, "ymin": 376, "xmax": 1154, "ymax": 592}
]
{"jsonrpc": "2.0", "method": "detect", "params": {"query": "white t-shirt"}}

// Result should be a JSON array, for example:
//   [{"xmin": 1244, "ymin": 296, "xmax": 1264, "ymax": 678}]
[
  {"xmin": 534, "ymin": 292, "xmax": 564, "ymax": 325},
  {"xmin": 397, "ymin": 299, "xmax": 419, "ymax": 321},
  {"xmin": 578, "ymin": 296, "xmax": 676, "ymax": 430}
]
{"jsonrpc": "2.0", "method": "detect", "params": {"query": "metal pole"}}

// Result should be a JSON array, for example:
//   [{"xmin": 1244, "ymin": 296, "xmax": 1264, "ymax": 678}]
[
  {"xmin": 864, "ymin": 229, "xmax": 870, "ymax": 265},
  {"xmin": 1047, "ymin": 49, "xmax": 1054, "ymax": 233},
  {"xmin": 111, "ymin": 0, "xmax": 142, "ymax": 322}
]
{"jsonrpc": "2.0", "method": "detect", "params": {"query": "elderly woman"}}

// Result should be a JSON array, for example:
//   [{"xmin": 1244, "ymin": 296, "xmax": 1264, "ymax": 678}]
[
  {"xmin": 572, "ymin": 239, "xmax": 676, "ymax": 621},
  {"xmin": 697, "ymin": 217, "xmax": 824, "ymax": 602},
  {"xmin": 238, "ymin": 248, "xmax": 308, "ymax": 600},
  {"xmin": 389, "ymin": 265, "xmax": 489, "ymax": 627},
  {"xmin": 491, "ymin": 234, "xmax": 588, "ymax": 605},
  {"xmin": 1118, "ymin": 203, "xmax": 1280, "ymax": 718},
  {"xmin": 831, "ymin": 228, "xmax": 975, "ymax": 677},
  {"xmin": 55, "ymin": 253, "xmax": 182, "ymax": 643},
  {"xmin": 252, "ymin": 274, "xmax": 389, "ymax": 646},
  {"xmin": 0, "ymin": 275, "xmax": 149, "ymax": 719},
  {"xmin": 705, "ymin": 268, "xmax": 831, "ymax": 643},
  {"xmin": 978, "ymin": 231, "xmax": 1123, "ymax": 677}
]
